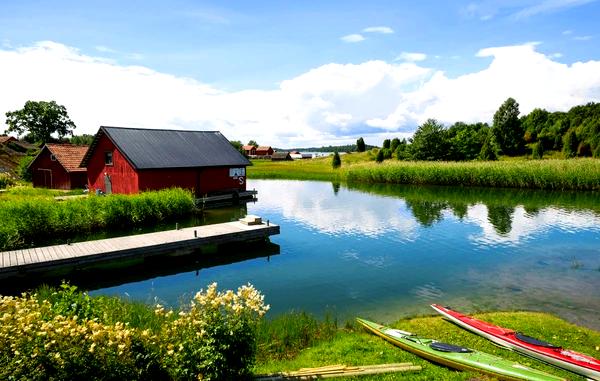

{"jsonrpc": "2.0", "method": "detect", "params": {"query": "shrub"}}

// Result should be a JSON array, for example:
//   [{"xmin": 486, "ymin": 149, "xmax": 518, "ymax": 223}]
[
  {"xmin": 562, "ymin": 129, "xmax": 578, "ymax": 158},
  {"xmin": 331, "ymin": 152, "xmax": 341, "ymax": 169},
  {"xmin": 0, "ymin": 282, "xmax": 268, "ymax": 381},
  {"xmin": 531, "ymin": 142, "xmax": 544, "ymax": 159},
  {"xmin": 18, "ymin": 155, "xmax": 36, "ymax": 181},
  {"xmin": 0, "ymin": 173, "xmax": 15, "ymax": 189},
  {"xmin": 375, "ymin": 149, "xmax": 384, "ymax": 163}
]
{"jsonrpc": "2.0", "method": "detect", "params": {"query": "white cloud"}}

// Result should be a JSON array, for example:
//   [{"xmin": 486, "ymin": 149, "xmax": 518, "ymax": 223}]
[
  {"xmin": 513, "ymin": 0, "xmax": 597, "ymax": 18},
  {"xmin": 362, "ymin": 26, "xmax": 394, "ymax": 34},
  {"xmin": 1, "ymin": 41, "xmax": 600, "ymax": 147},
  {"xmin": 396, "ymin": 52, "xmax": 427, "ymax": 62},
  {"xmin": 573, "ymin": 35, "xmax": 593, "ymax": 40},
  {"xmin": 562, "ymin": 29, "xmax": 573, "ymax": 35},
  {"xmin": 550, "ymin": 52, "xmax": 563, "ymax": 58},
  {"xmin": 95, "ymin": 45, "xmax": 116, "ymax": 53},
  {"xmin": 341, "ymin": 34, "xmax": 365, "ymax": 43}
]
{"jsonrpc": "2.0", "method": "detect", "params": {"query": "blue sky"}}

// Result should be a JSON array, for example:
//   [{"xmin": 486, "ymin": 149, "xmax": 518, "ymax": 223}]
[{"xmin": 1, "ymin": 0, "xmax": 599, "ymax": 146}]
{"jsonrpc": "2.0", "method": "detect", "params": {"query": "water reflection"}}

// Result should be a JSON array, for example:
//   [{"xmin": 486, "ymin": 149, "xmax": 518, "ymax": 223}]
[{"xmin": 85, "ymin": 179, "xmax": 600, "ymax": 330}]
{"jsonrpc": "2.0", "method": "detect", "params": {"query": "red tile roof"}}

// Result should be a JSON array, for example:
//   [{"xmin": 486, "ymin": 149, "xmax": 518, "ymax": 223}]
[
  {"xmin": 0, "ymin": 136, "xmax": 16, "ymax": 144},
  {"xmin": 242, "ymin": 145, "xmax": 255, "ymax": 150},
  {"xmin": 256, "ymin": 146, "xmax": 272, "ymax": 151},
  {"xmin": 46, "ymin": 144, "xmax": 89, "ymax": 172}
]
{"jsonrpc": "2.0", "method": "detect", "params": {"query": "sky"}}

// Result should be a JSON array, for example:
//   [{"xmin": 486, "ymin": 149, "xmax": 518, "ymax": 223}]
[{"xmin": 1, "ymin": 0, "xmax": 599, "ymax": 147}]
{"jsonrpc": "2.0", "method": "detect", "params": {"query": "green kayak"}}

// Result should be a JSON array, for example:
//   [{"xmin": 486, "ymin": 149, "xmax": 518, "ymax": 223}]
[{"xmin": 356, "ymin": 318, "xmax": 565, "ymax": 381}]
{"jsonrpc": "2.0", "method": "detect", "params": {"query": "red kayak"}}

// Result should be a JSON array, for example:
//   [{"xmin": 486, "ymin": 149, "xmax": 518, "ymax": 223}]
[{"xmin": 431, "ymin": 304, "xmax": 600, "ymax": 381}]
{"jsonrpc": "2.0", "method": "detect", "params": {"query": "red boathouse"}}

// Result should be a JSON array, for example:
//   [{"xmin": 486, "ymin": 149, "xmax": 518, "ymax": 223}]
[
  {"xmin": 80, "ymin": 126, "xmax": 251, "ymax": 197},
  {"xmin": 29, "ymin": 144, "xmax": 88, "ymax": 189}
]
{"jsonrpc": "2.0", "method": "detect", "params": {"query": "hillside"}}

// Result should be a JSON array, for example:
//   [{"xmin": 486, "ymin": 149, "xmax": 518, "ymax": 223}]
[{"xmin": 0, "ymin": 141, "xmax": 37, "ymax": 175}]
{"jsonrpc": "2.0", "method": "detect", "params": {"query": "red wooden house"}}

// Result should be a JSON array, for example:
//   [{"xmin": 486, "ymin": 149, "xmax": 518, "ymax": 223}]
[
  {"xmin": 80, "ymin": 126, "xmax": 251, "ymax": 196},
  {"xmin": 242, "ymin": 145, "xmax": 256, "ymax": 156},
  {"xmin": 0, "ymin": 135, "xmax": 17, "ymax": 145},
  {"xmin": 255, "ymin": 146, "xmax": 274, "ymax": 156},
  {"xmin": 29, "ymin": 144, "xmax": 88, "ymax": 189}
]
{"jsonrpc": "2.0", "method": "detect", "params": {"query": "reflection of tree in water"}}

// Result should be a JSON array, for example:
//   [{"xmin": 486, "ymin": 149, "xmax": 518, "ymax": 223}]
[
  {"xmin": 523, "ymin": 206, "xmax": 540, "ymax": 217},
  {"xmin": 448, "ymin": 202, "xmax": 468, "ymax": 220},
  {"xmin": 487, "ymin": 205, "xmax": 514, "ymax": 235},
  {"xmin": 332, "ymin": 182, "xmax": 341, "ymax": 195},
  {"xmin": 405, "ymin": 200, "xmax": 448, "ymax": 227}
]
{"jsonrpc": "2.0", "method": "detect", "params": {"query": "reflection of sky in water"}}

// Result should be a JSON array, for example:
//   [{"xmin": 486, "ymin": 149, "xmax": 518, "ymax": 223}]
[{"xmin": 94, "ymin": 180, "xmax": 600, "ymax": 330}]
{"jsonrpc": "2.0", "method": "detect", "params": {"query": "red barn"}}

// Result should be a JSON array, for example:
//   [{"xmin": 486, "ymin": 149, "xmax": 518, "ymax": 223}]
[
  {"xmin": 242, "ymin": 145, "xmax": 256, "ymax": 156},
  {"xmin": 29, "ymin": 144, "xmax": 88, "ymax": 189},
  {"xmin": 255, "ymin": 146, "xmax": 273, "ymax": 156},
  {"xmin": 80, "ymin": 126, "xmax": 251, "ymax": 197}
]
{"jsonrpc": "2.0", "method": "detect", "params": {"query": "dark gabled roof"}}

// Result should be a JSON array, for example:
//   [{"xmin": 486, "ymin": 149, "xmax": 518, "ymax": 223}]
[{"xmin": 80, "ymin": 126, "xmax": 250, "ymax": 169}]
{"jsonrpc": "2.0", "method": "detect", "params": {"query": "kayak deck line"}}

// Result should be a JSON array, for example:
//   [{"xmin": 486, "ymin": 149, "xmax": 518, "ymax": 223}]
[
  {"xmin": 356, "ymin": 317, "xmax": 566, "ymax": 381},
  {"xmin": 431, "ymin": 304, "xmax": 600, "ymax": 381}
]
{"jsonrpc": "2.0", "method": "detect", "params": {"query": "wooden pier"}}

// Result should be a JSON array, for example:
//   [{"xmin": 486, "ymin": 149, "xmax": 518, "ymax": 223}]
[{"xmin": 0, "ymin": 220, "xmax": 279, "ymax": 279}]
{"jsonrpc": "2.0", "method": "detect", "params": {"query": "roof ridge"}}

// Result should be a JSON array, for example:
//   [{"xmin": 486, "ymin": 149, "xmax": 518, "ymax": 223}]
[{"xmin": 101, "ymin": 126, "xmax": 221, "ymax": 133}]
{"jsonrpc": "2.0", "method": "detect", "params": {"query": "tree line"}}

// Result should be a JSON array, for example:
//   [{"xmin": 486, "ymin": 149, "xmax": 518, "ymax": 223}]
[{"xmin": 359, "ymin": 98, "xmax": 600, "ymax": 162}]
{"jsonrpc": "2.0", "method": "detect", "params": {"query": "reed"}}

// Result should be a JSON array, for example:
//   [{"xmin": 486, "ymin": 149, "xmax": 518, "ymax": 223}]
[
  {"xmin": 0, "ymin": 188, "xmax": 196, "ymax": 251},
  {"xmin": 344, "ymin": 159, "xmax": 600, "ymax": 190}
]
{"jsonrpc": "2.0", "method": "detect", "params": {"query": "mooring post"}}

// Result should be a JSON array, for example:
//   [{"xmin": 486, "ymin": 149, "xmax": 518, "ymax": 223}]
[
  {"xmin": 267, "ymin": 219, "xmax": 270, "ymax": 226},
  {"xmin": 194, "ymin": 230, "xmax": 197, "ymax": 238},
  {"xmin": 176, "ymin": 223, "xmax": 179, "ymax": 230}
]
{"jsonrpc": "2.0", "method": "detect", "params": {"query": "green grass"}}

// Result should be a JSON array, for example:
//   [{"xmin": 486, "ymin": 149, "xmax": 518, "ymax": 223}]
[
  {"xmin": 0, "ymin": 187, "xmax": 196, "ymax": 251},
  {"xmin": 0, "ymin": 173, "xmax": 15, "ymax": 189},
  {"xmin": 248, "ymin": 154, "xmax": 600, "ymax": 191},
  {"xmin": 255, "ymin": 312, "xmax": 600, "ymax": 380}
]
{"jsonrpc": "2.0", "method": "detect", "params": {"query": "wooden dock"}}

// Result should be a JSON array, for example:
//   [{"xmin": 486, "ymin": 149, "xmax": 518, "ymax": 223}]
[{"xmin": 0, "ymin": 220, "xmax": 279, "ymax": 279}]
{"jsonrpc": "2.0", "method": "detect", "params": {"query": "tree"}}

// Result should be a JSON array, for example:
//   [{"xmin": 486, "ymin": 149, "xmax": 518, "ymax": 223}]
[
  {"xmin": 562, "ymin": 129, "xmax": 578, "ymax": 158},
  {"xmin": 382, "ymin": 139, "xmax": 391, "ymax": 149},
  {"xmin": 356, "ymin": 137, "xmax": 366, "ymax": 152},
  {"xmin": 332, "ymin": 151, "xmax": 341, "ymax": 169},
  {"xmin": 492, "ymin": 97, "xmax": 524, "ymax": 155},
  {"xmin": 479, "ymin": 134, "xmax": 498, "ymax": 161},
  {"xmin": 5, "ymin": 100, "xmax": 76, "ymax": 143},
  {"xmin": 410, "ymin": 119, "xmax": 449, "ymax": 161},
  {"xmin": 247, "ymin": 140, "xmax": 258, "ymax": 147},
  {"xmin": 70, "ymin": 134, "xmax": 95, "ymax": 146},
  {"xmin": 390, "ymin": 138, "xmax": 400, "ymax": 152},
  {"xmin": 375, "ymin": 149, "xmax": 384, "ymax": 163},
  {"xmin": 531, "ymin": 142, "xmax": 544, "ymax": 159}
]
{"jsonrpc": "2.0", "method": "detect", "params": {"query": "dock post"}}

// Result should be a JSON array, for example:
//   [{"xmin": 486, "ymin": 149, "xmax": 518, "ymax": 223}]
[
  {"xmin": 176, "ymin": 223, "xmax": 179, "ymax": 230},
  {"xmin": 194, "ymin": 230, "xmax": 197, "ymax": 238},
  {"xmin": 267, "ymin": 219, "xmax": 270, "ymax": 226}
]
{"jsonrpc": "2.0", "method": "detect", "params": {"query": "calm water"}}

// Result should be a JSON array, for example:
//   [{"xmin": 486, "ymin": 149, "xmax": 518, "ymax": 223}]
[{"xmin": 93, "ymin": 180, "xmax": 600, "ymax": 329}]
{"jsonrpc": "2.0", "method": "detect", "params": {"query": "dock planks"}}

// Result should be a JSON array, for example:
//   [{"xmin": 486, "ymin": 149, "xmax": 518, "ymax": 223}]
[{"xmin": 0, "ymin": 221, "xmax": 279, "ymax": 279}]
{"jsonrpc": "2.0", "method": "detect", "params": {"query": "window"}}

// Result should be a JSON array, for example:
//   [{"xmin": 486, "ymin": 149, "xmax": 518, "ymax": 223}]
[
  {"xmin": 105, "ymin": 151, "xmax": 113, "ymax": 166},
  {"xmin": 50, "ymin": 154, "xmax": 56, "ymax": 161}
]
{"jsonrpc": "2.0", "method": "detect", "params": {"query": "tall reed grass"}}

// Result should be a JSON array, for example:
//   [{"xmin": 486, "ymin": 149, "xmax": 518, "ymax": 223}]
[
  {"xmin": 344, "ymin": 159, "xmax": 600, "ymax": 190},
  {"xmin": 0, "ymin": 188, "xmax": 195, "ymax": 251}
]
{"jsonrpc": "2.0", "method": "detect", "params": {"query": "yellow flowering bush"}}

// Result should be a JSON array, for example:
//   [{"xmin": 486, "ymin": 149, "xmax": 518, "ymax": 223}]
[
  {"xmin": 158, "ymin": 282, "xmax": 269, "ymax": 380},
  {"xmin": 0, "ymin": 282, "xmax": 268, "ymax": 381}
]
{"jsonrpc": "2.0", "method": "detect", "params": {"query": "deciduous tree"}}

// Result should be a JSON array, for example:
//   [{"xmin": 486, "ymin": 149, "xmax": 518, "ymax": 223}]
[
  {"xmin": 492, "ymin": 98, "xmax": 524, "ymax": 155},
  {"xmin": 5, "ymin": 100, "xmax": 76, "ymax": 143}
]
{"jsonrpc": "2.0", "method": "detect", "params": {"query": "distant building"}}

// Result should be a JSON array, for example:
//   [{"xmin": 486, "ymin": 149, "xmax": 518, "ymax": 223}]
[
  {"xmin": 290, "ymin": 151, "xmax": 313, "ymax": 160},
  {"xmin": 0, "ymin": 136, "xmax": 17, "ymax": 145},
  {"xmin": 272, "ymin": 151, "xmax": 292, "ymax": 161},
  {"xmin": 255, "ymin": 146, "xmax": 274, "ymax": 157},
  {"xmin": 29, "ymin": 144, "xmax": 88, "ymax": 189},
  {"xmin": 80, "ymin": 126, "xmax": 250, "ymax": 196},
  {"xmin": 242, "ymin": 145, "xmax": 256, "ymax": 156}
]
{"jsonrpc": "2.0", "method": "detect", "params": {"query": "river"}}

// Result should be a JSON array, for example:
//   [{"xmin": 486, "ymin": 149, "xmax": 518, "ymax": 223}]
[{"xmin": 91, "ymin": 179, "xmax": 600, "ymax": 329}]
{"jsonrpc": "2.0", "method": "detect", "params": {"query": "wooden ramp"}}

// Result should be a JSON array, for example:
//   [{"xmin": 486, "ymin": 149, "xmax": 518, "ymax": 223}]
[{"xmin": 0, "ymin": 221, "xmax": 279, "ymax": 279}]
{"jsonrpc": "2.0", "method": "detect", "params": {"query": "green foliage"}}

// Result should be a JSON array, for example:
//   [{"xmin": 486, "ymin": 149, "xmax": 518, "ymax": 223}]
[
  {"xmin": 375, "ymin": 149, "xmax": 384, "ymax": 163},
  {"xmin": 531, "ymin": 141, "xmax": 544, "ymax": 159},
  {"xmin": 345, "ymin": 159, "xmax": 600, "ymax": 190},
  {"xmin": 356, "ymin": 137, "xmax": 366, "ymax": 152},
  {"xmin": 5, "ymin": 100, "xmax": 76, "ymax": 143},
  {"xmin": 18, "ymin": 154, "xmax": 37, "ymax": 181},
  {"xmin": 331, "ymin": 151, "xmax": 341, "ymax": 169},
  {"xmin": 410, "ymin": 119, "xmax": 449, "ymax": 161},
  {"xmin": 447, "ymin": 122, "xmax": 490, "ymax": 160},
  {"xmin": 69, "ymin": 134, "xmax": 95, "ymax": 146},
  {"xmin": 492, "ymin": 97, "xmax": 524, "ymax": 155},
  {"xmin": 256, "ymin": 312, "xmax": 337, "ymax": 362},
  {"xmin": 1, "ymin": 282, "xmax": 267, "ymax": 381},
  {"xmin": 390, "ymin": 138, "xmax": 400, "ymax": 153},
  {"xmin": 248, "ymin": 140, "xmax": 258, "ymax": 147},
  {"xmin": 0, "ymin": 188, "xmax": 196, "ymax": 251},
  {"xmin": 382, "ymin": 139, "xmax": 390, "ymax": 149},
  {"xmin": 594, "ymin": 144, "xmax": 600, "ymax": 158},
  {"xmin": 479, "ymin": 134, "xmax": 498, "ymax": 161},
  {"xmin": 0, "ymin": 173, "xmax": 15, "ymax": 189},
  {"xmin": 562, "ymin": 128, "xmax": 578, "ymax": 158}
]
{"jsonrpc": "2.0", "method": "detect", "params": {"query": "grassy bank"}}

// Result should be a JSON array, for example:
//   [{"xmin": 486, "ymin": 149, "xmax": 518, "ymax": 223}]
[
  {"xmin": 0, "ymin": 187, "xmax": 196, "ymax": 251},
  {"xmin": 248, "ymin": 155, "xmax": 600, "ymax": 191},
  {"xmin": 257, "ymin": 312, "xmax": 599, "ymax": 380},
  {"xmin": 2, "ymin": 284, "xmax": 599, "ymax": 380}
]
